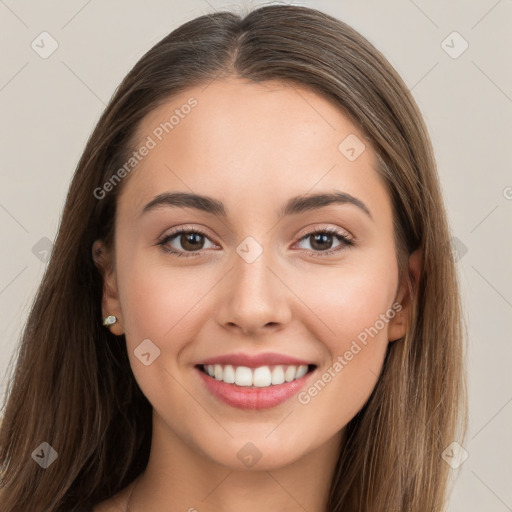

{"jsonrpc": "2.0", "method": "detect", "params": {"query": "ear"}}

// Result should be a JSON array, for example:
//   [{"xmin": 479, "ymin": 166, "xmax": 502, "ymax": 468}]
[
  {"xmin": 388, "ymin": 245, "xmax": 423, "ymax": 342},
  {"xmin": 92, "ymin": 240, "xmax": 124, "ymax": 336}
]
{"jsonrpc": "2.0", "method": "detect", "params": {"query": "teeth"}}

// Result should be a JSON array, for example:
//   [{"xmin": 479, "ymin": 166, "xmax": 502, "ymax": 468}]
[
  {"xmin": 223, "ymin": 364, "xmax": 235, "ymax": 384},
  {"xmin": 284, "ymin": 365, "xmax": 296, "ymax": 382},
  {"xmin": 203, "ymin": 364, "xmax": 310, "ymax": 387},
  {"xmin": 235, "ymin": 366, "xmax": 253, "ymax": 386},
  {"xmin": 271, "ymin": 366, "xmax": 285, "ymax": 385},
  {"xmin": 253, "ymin": 366, "xmax": 272, "ymax": 387},
  {"xmin": 296, "ymin": 365, "xmax": 308, "ymax": 379}
]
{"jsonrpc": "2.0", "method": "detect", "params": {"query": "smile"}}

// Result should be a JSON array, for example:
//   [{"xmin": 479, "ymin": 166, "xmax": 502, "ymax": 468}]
[
  {"xmin": 198, "ymin": 363, "xmax": 314, "ymax": 387},
  {"xmin": 194, "ymin": 359, "xmax": 317, "ymax": 410}
]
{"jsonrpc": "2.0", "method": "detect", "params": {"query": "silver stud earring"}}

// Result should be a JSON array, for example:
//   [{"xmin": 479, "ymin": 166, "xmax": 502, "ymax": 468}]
[{"xmin": 102, "ymin": 315, "xmax": 117, "ymax": 327}]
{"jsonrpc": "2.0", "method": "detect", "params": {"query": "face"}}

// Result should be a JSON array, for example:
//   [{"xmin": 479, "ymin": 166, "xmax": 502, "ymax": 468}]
[{"xmin": 94, "ymin": 77, "xmax": 415, "ymax": 471}]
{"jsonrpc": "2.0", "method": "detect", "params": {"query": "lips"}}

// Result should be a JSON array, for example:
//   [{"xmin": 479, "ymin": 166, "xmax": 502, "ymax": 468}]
[{"xmin": 194, "ymin": 352, "xmax": 317, "ymax": 409}]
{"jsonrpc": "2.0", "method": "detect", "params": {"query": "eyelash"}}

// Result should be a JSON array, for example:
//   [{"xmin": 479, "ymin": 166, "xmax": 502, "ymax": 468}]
[{"xmin": 157, "ymin": 226, "xmax": 355, "ymax": 258}]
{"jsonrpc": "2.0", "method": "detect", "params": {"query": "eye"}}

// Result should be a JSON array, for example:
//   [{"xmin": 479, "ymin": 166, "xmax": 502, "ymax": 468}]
[
  {"xmin": 294, "ymin": 227, "xmax": 354, "ymax": 256},
  {"xmin": 157, "ymin": 227, "xmax": 218, "ymax": 258},
  {"xmin": 157, "ymin": 225, "xmax": 355, "ymax": 258}
]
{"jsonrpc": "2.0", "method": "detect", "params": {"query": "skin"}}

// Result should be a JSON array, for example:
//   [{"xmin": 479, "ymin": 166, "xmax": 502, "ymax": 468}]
[{"xmin": 92, "ymin": 77, "xmax": 421, "ymax": 512}]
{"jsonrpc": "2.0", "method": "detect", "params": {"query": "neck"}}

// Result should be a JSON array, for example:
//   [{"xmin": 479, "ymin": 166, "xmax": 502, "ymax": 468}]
[{"xmin": 126, "ymin": 410, "xmax": 344, "ymax": 512}]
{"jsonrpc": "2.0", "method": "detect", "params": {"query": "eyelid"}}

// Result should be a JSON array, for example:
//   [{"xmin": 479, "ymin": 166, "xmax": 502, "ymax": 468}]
[
  {"xmin": 159, "ymin": 223, "xmax": 354, "ymax": 244},
  {"xmin": 158, "ymin": 224, "xmax": 216, "ymax": 241},
  {"xmin": 156, "ymin": 224, "xmax": 219, "ymax": 258},
  {"xmin": 295, "ymin": 223, "xmax": 354, "ymax": 242},
  {"xmin": 157, "ymin": 223, "xmax": 355, "ymax": 257}
]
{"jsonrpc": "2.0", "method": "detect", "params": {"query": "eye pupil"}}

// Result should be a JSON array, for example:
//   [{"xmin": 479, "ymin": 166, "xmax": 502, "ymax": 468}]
[
  {"xmin": 181, "ymin": 232, "xmax": 204, "ymax": 251},
  {"xmin": 161, "ymin": 228, "xmax": 349, "ymax": 258},
  {"xmin": 311, "ymin": 233, "xmax": 333, "ymax": 251}
]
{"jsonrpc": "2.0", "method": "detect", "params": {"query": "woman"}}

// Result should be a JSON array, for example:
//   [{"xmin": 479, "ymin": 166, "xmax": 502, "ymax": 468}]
[{"xmin": 0, "ymin": 5, "xmax": 467, "ymax": 511}]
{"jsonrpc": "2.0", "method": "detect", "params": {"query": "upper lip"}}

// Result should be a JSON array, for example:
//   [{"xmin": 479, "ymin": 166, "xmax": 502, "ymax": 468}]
[{"xmin": 195, "ymin": 352, "xmax": 315, "ymax": 368}]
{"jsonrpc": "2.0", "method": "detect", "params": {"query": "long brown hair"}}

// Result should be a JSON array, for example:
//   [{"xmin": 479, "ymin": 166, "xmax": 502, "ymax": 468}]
[{"xmin": 0, "ymin": 5, "xmax": 467, "ymax": 511}]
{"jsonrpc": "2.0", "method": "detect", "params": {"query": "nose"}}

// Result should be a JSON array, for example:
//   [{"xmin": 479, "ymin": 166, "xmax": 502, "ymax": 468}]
[{"xmin": 215, "ymin": 250, "xmax": 292, "ymax": 336}]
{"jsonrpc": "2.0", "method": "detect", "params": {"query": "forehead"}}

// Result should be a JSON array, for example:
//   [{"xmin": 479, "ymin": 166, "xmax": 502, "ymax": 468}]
[{"xmin": 118, "ymin": 77, "xmax": 389, "ymax": 221}]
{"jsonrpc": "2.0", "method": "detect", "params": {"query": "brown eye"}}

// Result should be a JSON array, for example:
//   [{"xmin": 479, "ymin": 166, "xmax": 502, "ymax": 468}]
[
  {"xmin": 158, "ymin": 228, "xmax": 217, "ymax": 257},
  {"xmin": 178, "ymin": 232, "xmax": 206, "ymax": 251},
  {"xmin": 295, "ymin": 228, "xmax": 354, "ymax": 256},
  {"xmin": 309, "ymin": 232, "xmax": 335, "ymax": 251}
]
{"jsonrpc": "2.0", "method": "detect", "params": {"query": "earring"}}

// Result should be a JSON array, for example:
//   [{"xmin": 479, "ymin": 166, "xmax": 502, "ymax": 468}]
[{"xmin": 102, "ymin": 315, "xmax": 117, "ymax": 327}]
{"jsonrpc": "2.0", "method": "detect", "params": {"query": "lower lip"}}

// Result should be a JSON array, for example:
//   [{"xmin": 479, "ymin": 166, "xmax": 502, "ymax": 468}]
[{"xmin": 195, "ymin": 367, "xmax": 314, "ymax": 410}]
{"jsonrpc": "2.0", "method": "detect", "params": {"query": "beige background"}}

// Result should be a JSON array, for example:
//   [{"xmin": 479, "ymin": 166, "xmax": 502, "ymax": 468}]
[{"xmin": 1, "ymin": 0, "xmax": 511, "ymax": 509}]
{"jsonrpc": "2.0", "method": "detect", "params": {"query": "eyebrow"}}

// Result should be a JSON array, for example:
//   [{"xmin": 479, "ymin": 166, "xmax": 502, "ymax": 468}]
[{"xmin": 141, "ymin": 190, "xmax": 372, "ymax": 220}]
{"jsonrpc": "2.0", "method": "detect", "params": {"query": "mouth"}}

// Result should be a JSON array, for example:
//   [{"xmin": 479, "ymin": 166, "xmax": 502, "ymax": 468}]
[
  {"xmin": 196, "ymin": 363, "xmax": 317, "ymax": 387},
  {"xmin": 194, "ymin": 362, "xmax": 317, "ymax": 410}
]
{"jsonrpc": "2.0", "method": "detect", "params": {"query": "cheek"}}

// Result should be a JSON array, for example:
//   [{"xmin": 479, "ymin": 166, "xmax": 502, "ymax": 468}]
[
  {"xmin": 291, "ymin": 257, "xmax": 398, "ymax": 418},
  {"xmin": 116, "ymin": 249, "xmax": 218, "ymax": 357},
  {"xmin": 115, "ymin": 255, "xmax": 217, "ymax": 412},
  {"xmin": 292, "ymin": 255, "xmax": 398, "ymax": 351}
]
